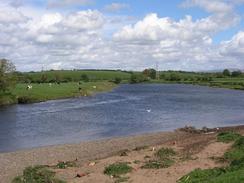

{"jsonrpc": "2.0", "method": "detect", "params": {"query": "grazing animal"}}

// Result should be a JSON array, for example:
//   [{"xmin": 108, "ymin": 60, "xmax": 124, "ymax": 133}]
[
  {"xmin": 26, "ymin": 85, "xmax": 32, "ymax": 90},
  {"xmin": 93, "ymin": 86, "xmax": 97, "ymax": 89},
  {"xmin": 49, "ymin": 83, "xmax": 52, "ymax": 87}
]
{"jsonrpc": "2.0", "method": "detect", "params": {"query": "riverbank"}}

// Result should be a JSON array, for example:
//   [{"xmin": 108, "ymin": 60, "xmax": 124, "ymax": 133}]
[
  {"xmin": 146, "ymin": 79, "xmax": 244, "ymax": 90},
  {"xmin": 1, "ymin": 79, "xmax": 244, "ymax": 106},
  {"xmin": 2, "ymin": 125, "xmax": 244, "ymax": 183},
  {"xmin": 0, "ymin": 81, "xmax": 116, "ymax": 106}
]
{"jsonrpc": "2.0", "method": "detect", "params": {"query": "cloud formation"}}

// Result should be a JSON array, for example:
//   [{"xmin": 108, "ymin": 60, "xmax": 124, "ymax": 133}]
[{"xmin": 0, "ymin": 0, "xmax": 244, "ymax": 71}]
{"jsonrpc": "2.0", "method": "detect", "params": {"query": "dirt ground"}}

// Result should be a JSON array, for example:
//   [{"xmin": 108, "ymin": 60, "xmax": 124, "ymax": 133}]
[{"xmin": 1, "ymin": 125, "xmax": 244, "ymax": 183}]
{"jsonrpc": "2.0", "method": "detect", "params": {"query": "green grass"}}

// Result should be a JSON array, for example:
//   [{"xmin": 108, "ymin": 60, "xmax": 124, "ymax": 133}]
[
  {"xmin": 104, "ymin": 162, "xmax": 132, "ymax": 176},
  {"xmin": 155, "ymin": 147, "xmax": 176, "ymax": 161},
  {"xmin": 178, "ymin": 133, "xmax": 244, "ymax": 183},
  {"xmin": 12, "ymin": 165, "xmax": 65, "ymax": 183},
  {"xmin": 21, "ymin": 70, "xmax": 131, "ymax": 82},
  {"xmin": 142, "ymin": 159, "xmax": 174, "ymax": 169},
  {"xmin": 217, "ymin": 132, "xmax": 241, "ymax": 143},
  {"xmin": 0, "ymin": 92, "xmax": 17, "ymax": 105},
  {"xmin": 142, "ymin": 147, "xmax": 176, "ymax": 169},
  {"xmin": 11, "ymin": 81, "xmax": 116, "ymax": 103}
]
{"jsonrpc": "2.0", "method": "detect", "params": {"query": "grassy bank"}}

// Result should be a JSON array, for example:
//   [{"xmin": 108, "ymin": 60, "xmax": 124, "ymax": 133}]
[
  {"xmin": 0, "ymin": 81, "xmax": 116, "ymax": 105},
  {"xmin": 179, "ymin": 131, "xmax": 244, "ymax": 183},
  {"xmin": 147, "ymin": 78, "xmax": 244, "ymax": 90}
]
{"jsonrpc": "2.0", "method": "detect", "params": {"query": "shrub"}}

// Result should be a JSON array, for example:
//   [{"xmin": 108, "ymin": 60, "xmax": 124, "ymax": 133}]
[
  {"xmin": 217, "ymin": 132, "xmax": 241, "ymax": 143},
  {"xmin": 114, "ymin": 77, "xmax": 122, "ymax": 84},
  {"xmin": 12, "ymin": 165, "xmax": 66, "ymax": 183},
  {"xmin": 155, "ymin": 147, "xmax": 176, "ymax": 161},
  {"xmin": 104, "ymin": 163, "xmax": 132, "ymax": 176},
  {"xmin": 17, "ymin": 96, "xmax": 34, "ymax": 104}
]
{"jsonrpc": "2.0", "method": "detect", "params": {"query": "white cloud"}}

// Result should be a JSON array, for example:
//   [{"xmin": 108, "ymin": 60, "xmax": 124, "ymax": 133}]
[
  {"xmin": 104, "ymin": 3, "xmax": 129, "ymax": 13},
  {"xmin": 1, "ymin": 0, "xmax": 244, "ymax": 71},
  {"xmin": 220, "ymin": 32, "xmax": 244, "ymax": 58}
]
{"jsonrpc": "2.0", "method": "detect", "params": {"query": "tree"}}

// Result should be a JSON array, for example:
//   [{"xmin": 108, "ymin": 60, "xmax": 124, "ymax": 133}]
[
  {"xmin": 0, "ymin": 58, "xmax": 16, "ymax": 93},
  {"xmin": 55, "ymin": 73, "xmax": 61, "ymax": 83},
  {"xmin": 41, "ymin": 74, "xmax": 48, "ymax": 83},
  {"xmin": 232, "ymin": 71, "xmax": 242, "ymax": 77},
  {"xmin": 81, "ymin": 74, "xmax": 89, "ymax": 82},
  {"xmin": 142, "ymin": 69, "xmax": 156, "ymax": 79},
  {"xmin": 114, "ymin": 77, "xmax": 122, "ymax": 84},
  {"xmin": 223, "ymin": 69, "xmax": 231, "ymax": 77},
  {"xmin": 130, "ymin": 73, "xmax": 148, "ymax": 84}
]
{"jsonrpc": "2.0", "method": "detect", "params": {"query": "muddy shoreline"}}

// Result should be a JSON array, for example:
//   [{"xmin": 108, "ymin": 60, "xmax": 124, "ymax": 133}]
[{"xmin": 1, "ymin": 125, "xmax": 244, "ymax": 183}]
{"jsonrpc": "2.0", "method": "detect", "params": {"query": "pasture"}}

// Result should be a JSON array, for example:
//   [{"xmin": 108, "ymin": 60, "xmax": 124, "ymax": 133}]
[
  {"xmin": 11, "ymin": 81, "xmax": 116, "ymax": 103},
  {"xmin": 19, "ymin": 70, "xmax": 132, "ymax": 83}
]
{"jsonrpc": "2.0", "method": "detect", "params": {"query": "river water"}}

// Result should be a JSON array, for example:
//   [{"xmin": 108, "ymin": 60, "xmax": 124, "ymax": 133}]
[{"xmin": 1, "ymin": 84, "xmax": 244, "ymax": 152}]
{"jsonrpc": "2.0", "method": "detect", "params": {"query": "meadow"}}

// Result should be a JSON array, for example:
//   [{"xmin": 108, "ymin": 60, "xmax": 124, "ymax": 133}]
[
  {"xmin": 18, "ymin": 70, "xmax": 132, "ymax": 83},
  {"xmin": 12, "ymin": 81, "xmax": 116, "ymax": 104}
]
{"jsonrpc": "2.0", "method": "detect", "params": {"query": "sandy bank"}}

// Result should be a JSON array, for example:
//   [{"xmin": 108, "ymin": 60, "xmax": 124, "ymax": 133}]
[{"xmin": 1, "ymin": 125, "xmax": 244, "ymax": 183}]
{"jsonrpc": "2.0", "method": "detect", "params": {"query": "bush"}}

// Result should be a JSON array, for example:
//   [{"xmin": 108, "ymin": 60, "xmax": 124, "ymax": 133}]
[
  {"xmin": 130, "ymin": 74, "xmax": 148, "ymax": 84},
  {"xmin": 217, "ymin": 132, "xmax": 241, "ymax": 143},
  {"xmin": 155, "ymin": 147, "xmax": 176, "ymax": 160},
  {"xmin": 17, "ymin": 96, "xmax": 34, "ymax": 104},
  {"xmin": 104, "ymin": 163, "xmax": 132, "ymax": 176},
  {"xmin": 12, "ymin": 165, "xmax": 66, "ymax": 183},
  {"xmin": 114, "ymin": 77, "xmax": 122, "ymax": 84},
  {"xmin": 81, "ymin": 74, "xmax": 89, "ymax": 82}
]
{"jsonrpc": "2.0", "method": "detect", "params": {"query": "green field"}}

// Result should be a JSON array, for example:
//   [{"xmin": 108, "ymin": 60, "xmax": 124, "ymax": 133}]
[
  {"xmin": 9, "ymin": 81, "xmax": 116, "ymax": 104},
  {"xmin": 18, "ymin": 70, "xmax": 132, "ymax": 83}
]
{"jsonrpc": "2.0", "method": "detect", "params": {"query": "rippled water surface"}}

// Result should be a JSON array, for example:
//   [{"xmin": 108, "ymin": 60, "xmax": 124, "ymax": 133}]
[{"xmin": 1, "ymin": 84, "xmax": 244, "ymax": 152}]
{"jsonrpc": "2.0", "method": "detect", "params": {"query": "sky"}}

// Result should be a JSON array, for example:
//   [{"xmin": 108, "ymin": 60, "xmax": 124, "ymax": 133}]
[{"xmin": 1, "ymin": 0, "xmax": 244, "ymax": 71}]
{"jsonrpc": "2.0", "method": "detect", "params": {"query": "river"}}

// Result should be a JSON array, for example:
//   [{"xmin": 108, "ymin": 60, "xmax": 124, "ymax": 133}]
[{"xmin": 1, "ymin": 84, "xmax": 244, "ymax": 152}]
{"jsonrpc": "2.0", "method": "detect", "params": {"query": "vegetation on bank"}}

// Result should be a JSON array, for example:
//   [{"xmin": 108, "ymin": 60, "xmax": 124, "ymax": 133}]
[
  {"xmin": 178, "ymin": 132, "xmax": 244, "ymax": 183},
  {"xmin": 12, "ymin": 81, "xmax": 116, "ymax": 104},
  {"xmin": 12, "ymin": 165, "xmax": 66, "ymax": 183},
  {"xmin": 2, "ymin": 57, "xmax": 244, "ymax": 106}
]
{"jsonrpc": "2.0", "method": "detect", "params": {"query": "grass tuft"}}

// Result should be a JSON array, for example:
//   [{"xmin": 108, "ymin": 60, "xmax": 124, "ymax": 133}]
[
  {"xmin": 155, "ymin": 147, "xmax": 176, "ymax": 161},
  {"xmin": 12, "ymin": 165, "xmax": 66, "ymax": 183},
  {"xmin": 217, "ymin": 131, "xmax": 241, "ymax": 143},
  {"xmin": 104, "ymin": 162, "xmax": 132, "ymax": 176}
]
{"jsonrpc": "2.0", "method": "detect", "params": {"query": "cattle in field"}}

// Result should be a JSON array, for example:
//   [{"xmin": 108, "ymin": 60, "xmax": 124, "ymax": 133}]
[{"xmin": 26, "ymin": 85, "xmax": 32, "ymax": 90}]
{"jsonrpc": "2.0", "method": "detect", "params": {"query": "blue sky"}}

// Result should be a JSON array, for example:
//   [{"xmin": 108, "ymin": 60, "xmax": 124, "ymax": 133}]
[{"xmin": 1, "ymin": 0, "xmax": 244, "ymax": 71}]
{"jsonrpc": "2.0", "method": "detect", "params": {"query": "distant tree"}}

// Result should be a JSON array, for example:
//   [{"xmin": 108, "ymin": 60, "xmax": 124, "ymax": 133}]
[
  {"xmin": 55, "ymin": 73, "xmax": 61, "ymax": 83},
  {"xmin": 114, "ymin": 77, "xmax": 122, "ymax": 84},
  {"xmin": 0, "ymin": 58, "xmax": 16, "ymax": 93},
  {"xmin": 142, "ymin": 69, "xmax": 156, "ymax": 79},
  {"xmin": 130, "ymin": 73, "xmax": 148, "ymax": 84},
  {"xmin": 81, "ymin": 74, "xmax": 89, "ymax": 82},
  {"xmin": 166, "ymin": 73, "xmax": 181, "ymax": 81},
  {"xmin": 41, "ymin": 74, "xmax": 48, "ymax": 83},
  {"xmin": 232, "ymin": 70, "xmax": 242, "ymax": 77},
  {"xmin": 223, "ymin": 69, "xmax": 231, "ymax": 77},
  {"xmin": 216, "ymin": 73, "xmax": 224, "ymax": 78},
  {"xmin": 159, "ymin": 73, "xmax": 165, "ymax": 79}
]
